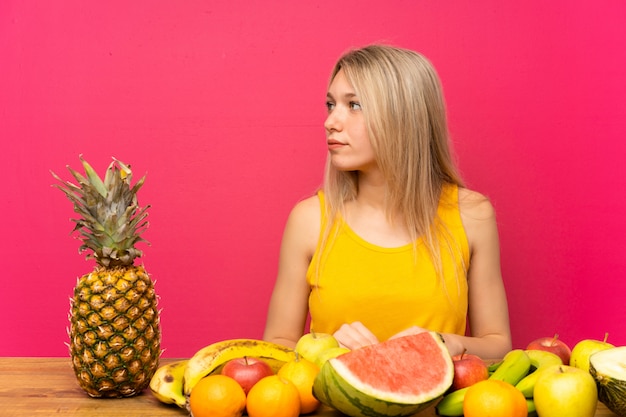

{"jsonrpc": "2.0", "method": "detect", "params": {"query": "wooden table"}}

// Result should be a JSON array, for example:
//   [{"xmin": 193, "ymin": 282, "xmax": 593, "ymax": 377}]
[{"xmin": 0, "ymin": 357, "xmax": 618, "ymax": 416}]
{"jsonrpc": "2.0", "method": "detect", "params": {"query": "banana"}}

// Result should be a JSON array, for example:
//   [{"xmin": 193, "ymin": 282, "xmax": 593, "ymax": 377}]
[
  {"xmin": 149, "ymin": 360, "xmax": 188, "ymax": 408},
  {"xmin": 515, "ymin": 370, "xmax": 542, "ymax": 398},
  {"xmin": 525, "ymin": 349, "xmax": 563, "ymax": 370},
  {"xmin": 488, "ymin": 349, "xmax": 531, "ymax": 386},
  {"xmin": 435, "ymin": 386, "xmax": 469, "ymax": 416},
  {"xmin": 526, "ymin": 398, "xmax": 537, "ymax": 416},
  {"xmin": 182, "ymin": 338, "xmax": 295, "ymax": 396},
  {"xmin": 515, "ymin": 350, "xmax": 563, "ymax": 397},
  {"xmin": 487, "ymin": 359, "xmax": 503, "ymax": 374}
]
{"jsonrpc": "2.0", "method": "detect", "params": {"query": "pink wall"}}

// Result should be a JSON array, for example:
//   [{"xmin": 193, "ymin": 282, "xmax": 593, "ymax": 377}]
[{"xmin": 2, "ymin": 1, "xmax": 625, "ymax": 358}]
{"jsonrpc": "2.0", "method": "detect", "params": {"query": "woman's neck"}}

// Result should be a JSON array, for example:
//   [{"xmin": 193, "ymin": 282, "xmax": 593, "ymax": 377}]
[
  {"xmin": 343, "ymin": 170, "xmax": 411, "ymax": 246},
  {"xmin": 354, "ymin": 168, "xmax": 387, "ymax": 207}
]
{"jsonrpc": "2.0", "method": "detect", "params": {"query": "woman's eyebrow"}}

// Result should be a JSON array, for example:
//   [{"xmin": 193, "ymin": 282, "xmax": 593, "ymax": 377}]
[{"xmin": 326, "ymin": 92, "xmax": 357, "ymax": 100}]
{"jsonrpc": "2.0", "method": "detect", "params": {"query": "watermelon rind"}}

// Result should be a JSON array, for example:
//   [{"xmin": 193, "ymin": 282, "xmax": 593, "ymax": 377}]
[{"xmin": 312, "ymin": 331, "xmax": 453, "ymax": 417}]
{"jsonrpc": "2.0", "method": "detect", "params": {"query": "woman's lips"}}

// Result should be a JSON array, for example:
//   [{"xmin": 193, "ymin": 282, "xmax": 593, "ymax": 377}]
[{"xmin": 327, "ymin": 139, "xmax": 346, "ymax": 150}]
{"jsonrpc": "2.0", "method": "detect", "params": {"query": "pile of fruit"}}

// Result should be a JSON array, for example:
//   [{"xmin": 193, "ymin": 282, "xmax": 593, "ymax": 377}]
[
  {"xmin": 151, "ymin": 331, "xmax": 456, "ymax": 417},
  {"xmin": 149, "ymin": 333, "xmax": 348, "ymax": 417},
  {"xmin": 150, "ymin": 332, "xmax": 626, "ymax": 417},
  {"xmin": 436, "ymin": 333, "xmax": 626, "ymax": 417}
]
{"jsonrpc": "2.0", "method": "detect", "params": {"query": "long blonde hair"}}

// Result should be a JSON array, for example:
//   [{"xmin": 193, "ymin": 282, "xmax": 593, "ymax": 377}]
[{"xmin": 319, "ymin": 44, "xmax": 465, "ymax": 281}]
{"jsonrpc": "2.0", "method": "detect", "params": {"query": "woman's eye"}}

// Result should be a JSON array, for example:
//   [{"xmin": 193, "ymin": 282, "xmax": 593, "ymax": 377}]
[
  {"xmin": 326, "ymin": 101, "xmax": 335, "ymax": 111},
  {"xmin": 350, "ymin": 101, "xmax": 362, "ymax": 111}
]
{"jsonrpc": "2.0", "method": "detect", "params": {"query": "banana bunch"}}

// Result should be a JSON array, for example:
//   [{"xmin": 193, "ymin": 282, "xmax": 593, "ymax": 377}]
[{"xmin": 149, "ymin": 338, "xmax": 296, "ymax": 408}]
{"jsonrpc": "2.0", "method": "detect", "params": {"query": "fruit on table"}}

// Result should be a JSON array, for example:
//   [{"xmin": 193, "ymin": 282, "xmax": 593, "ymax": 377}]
[
  {"xmin": 515, "ymin": 349, "xmax": 563, "ymax": 398},
  {"xmin": 434, "ymin": 386, "xmax": 469, "ymax": 417},
  {"xmin": 589, "ymin": 346, "xmax": 626, "ymax": 417},
  {"xmin": 149, "ymin": 360, "xmax": 188, "ymax": 408},
  {"xmin": 462, "ymin": 379, "xmax": 528, "ymax": 417},
  {"xmin": 525, "ymin": 348, "xmax": 564, "ymax": 370},
  {"xmin": 488, "ymin": 349, "xmax": 532, "ymax": 385},
  {"xmin": 246, "ymin": 375, "xmax": 301, "ymax": 417},
  {"xmin": 314, "ymin": 346, "xmax": 351, "ymax": 368},
  {"xmin": 189, "ymin": 374, "xmax": 246, "ymax": 417},
  {"xmin": 221, "ymin": 356, "xmax": 274, "ymax": 394},
  {"xmin": 450, "ymin": 350, "xmax": 489, "ymax": 390},
  {"xmin": 534, "ymin": 364, "xmax": 598, "ymax": 417},
  {"xmin": 52, "ymin": 156, "xmax": 160, "ymax": 398},
  {"xmin": 313, "ymin": 331, "xmax": 453, "ymax": 417},
  {"xmin": 183, "ymin": 338, "xmax": 295, "ymax": 396},
  {"xmin": 437, "ymin": 349, "xmax": 531, "ymax": 416},
  {"xmin": 526, "ymin": 334, "xmax": 572, "ymax": 365},
  {"xmin": 570, "ymin": 333, "xmax": 614, "ymax": 372},
  {"xmin": 295, "ymin": 331, "xmax": 340, "ymax": 365},
  {"xmin": 277, "ymin": 354, "xmax": 322, "ymax": 414}
]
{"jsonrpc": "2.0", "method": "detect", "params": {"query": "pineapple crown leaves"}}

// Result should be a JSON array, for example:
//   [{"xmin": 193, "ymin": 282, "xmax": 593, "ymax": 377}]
[{"xmin": 51, "ymin": 155, "xmax": 150, "ymax": 268}]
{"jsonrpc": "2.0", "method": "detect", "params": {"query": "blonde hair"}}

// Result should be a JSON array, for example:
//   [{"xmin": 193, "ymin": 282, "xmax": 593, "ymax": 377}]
[{"xmin": 319, "ymin": 44, "xmax": 466, "ymax": 282}]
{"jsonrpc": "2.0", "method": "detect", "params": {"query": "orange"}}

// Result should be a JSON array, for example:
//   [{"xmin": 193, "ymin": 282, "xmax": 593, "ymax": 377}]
[
  {"xmin": 277, "ymin": 355, "xmax": 321, "ymax": 414},
  {"xmin": 188, "ymin": 374, "xmax": 246, "ymax": 417},
  {"xmin": 246, "ymin": 375, "xmax": 300, "ymax": 417},
  {"xmin": 463, "ymin": 379, "xmax": 528, "ymax": 417}
]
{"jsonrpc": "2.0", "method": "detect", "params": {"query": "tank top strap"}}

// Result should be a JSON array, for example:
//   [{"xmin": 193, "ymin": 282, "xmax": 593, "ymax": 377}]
[
  {"xmin": 438, "ymin": 184, "xmax": 462, "ymax": 226},
  {"xmin": 437, "ymin": 183, "xmax": 470, "ymax": 262}
]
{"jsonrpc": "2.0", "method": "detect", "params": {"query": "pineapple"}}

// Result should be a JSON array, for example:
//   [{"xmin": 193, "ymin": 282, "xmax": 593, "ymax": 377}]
[{"xmin": 52, "ymin": 156, "xmax": 161, "ymax": 398}]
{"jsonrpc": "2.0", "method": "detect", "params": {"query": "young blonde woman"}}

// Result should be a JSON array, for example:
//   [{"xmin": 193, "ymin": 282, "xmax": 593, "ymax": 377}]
[{"xmin": 263, "ymin": 45, "xmax": 511, "ymax": 359}]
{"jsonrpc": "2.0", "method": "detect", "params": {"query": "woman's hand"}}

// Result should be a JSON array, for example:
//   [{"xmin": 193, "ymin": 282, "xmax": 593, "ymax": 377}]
[{"xmin": 333, "ymin": 322, "xmax": 379, "ymax": 349}]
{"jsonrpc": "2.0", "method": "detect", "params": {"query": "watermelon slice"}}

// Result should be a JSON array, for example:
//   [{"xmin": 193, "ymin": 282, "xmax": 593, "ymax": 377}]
[{"xmin": 312, "ymin": 331, "xmax": 453, "ymax": 417}]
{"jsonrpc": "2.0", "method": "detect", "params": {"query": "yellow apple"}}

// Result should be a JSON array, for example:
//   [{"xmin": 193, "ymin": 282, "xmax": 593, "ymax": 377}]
[
  {"xmin": 570, "ymin": 333, "xmax": 614, "ymax": 372},
  {"xmin": 295, "ymin": 331, "xmax": 340, "ymax": 364},
  {"xmin": 534, "ymin": 364, "xmax": 598, "ymax": 417}
]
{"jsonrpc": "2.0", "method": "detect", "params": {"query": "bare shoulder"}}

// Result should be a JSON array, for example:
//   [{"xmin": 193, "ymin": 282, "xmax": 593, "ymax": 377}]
[
  {"xmin": 457, "ymin": 187, "xmax": 496, "ymax": 222},
  {"xmin": 287, "ymin": 194, "xmax": 321, "ymax": 226},
  {"xmin": 457, "ymin": 187, "xmax": 500, "ymax": 252},
  {"xmin": 282, "ymin": 194, "xmax": 322, "ymax": 253}
]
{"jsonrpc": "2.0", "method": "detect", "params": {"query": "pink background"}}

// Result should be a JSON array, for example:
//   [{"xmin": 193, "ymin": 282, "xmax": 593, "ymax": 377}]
[{"xmin": 2, "ymin": 1, "xmax": 625, "ymax": 358}]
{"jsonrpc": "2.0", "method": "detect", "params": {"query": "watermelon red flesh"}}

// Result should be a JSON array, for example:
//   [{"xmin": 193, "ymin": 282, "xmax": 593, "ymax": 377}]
[
  {"xmin": 333, "ymin": 333, "xmax": 452, "ymax": 400},
  {"xmin": 312, "ymin": 331, "xmax": 454, "ymax": 417}
]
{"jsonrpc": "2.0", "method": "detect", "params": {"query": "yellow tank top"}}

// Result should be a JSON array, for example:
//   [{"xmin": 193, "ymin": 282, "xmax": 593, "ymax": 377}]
[{"xmin": 306, "ymin": 184, "xmax": 470, "ymax": 341}]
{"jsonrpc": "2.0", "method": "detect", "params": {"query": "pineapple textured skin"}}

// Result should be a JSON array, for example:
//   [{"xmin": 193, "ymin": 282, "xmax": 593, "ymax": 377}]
[{"xmin": 69, "ymin": 265, "xmax": 161, "ymax": 397}]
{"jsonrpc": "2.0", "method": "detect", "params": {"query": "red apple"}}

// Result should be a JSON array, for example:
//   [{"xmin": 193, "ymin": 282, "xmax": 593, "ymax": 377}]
[
  {"xmin": 450, "ymin": 350, "xmax": 489, "ymax": 390},
  {"xmin": 527, "ymin": 334, "xmax": 572, "ymax": 365},
  {"xmin": 221, "ymin": 356, "xmax": 274, "ymax": 394}
]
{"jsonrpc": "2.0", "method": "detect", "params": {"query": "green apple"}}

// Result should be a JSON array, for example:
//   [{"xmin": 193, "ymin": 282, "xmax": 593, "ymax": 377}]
[
  {"xmin": 314, "ymin": 346, "xmax": 351, "ymax": 368},
  {"xmin": 295, "ymin": 331, "xmax": 340, "ymax": 364},
  {"xmin": 570, "ymin": 333, "xmax": 614, "ymax": 372},
  {"xmin": 534, "ymin": 364, "xmax": 598, "ymax": 417}
]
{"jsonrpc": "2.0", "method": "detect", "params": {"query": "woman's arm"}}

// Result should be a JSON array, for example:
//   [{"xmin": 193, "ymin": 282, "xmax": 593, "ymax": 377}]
[
  {"xmin": 263, "ymin": 196, "xmax": 320, "ymax": 348},
  {"xmin": 447, "ymin": 189, "xmax": 512, "ymax": 358}
]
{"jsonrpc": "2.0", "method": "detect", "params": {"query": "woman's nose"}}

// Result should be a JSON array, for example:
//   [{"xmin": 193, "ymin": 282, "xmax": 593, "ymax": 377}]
[{"xmin": 324, "ymin": 110, "xmax": 342, "ymax": 133}]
